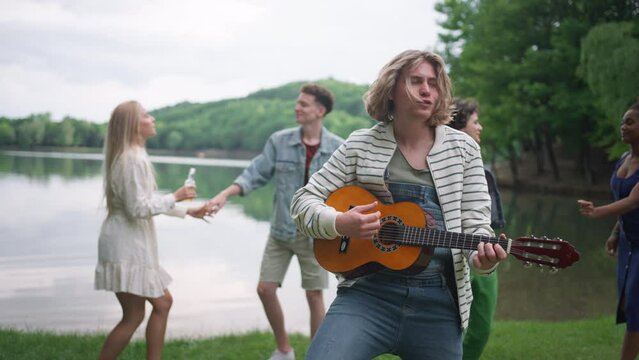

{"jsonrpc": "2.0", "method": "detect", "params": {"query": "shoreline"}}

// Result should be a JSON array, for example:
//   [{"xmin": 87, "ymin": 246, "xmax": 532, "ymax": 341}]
[
  {"xmin": 1, "ymin": 146, "xmax": 614, "ymax": 197},
  {"xmin": 491, "ymin": 148, "xmax": 615, "ymax": 198},
  {"xmin": 498, "ymin": 178, "xmax": 611, "ymax": 198}
]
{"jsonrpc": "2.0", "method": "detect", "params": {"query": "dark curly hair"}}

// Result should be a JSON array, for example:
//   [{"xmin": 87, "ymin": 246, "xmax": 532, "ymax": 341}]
[{"xmin": 449, "ymin": 98, "xmax": 479, "ymax": 130}]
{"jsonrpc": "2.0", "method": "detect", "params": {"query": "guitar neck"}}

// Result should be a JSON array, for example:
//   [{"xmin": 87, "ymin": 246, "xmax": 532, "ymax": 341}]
[{"xmin": 398, "ymin": 226, "xmax": 511, "ymax": 252}]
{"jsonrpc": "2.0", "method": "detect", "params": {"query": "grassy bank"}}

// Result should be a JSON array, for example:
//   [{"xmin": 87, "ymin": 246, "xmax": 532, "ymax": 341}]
[{"xmin": 0, "ymin": 316, "xmax": 624, "ymax": 359}]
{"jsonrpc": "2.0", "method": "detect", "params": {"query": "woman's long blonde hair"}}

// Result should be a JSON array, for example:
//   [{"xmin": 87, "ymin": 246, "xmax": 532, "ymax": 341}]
[
  {"xmin": 363, "ymin": 50, "xmax": 453, "ymax": 126},
  {"xmin": 103, "ymin": 100, "xmax": 143, "ymax": 212}
]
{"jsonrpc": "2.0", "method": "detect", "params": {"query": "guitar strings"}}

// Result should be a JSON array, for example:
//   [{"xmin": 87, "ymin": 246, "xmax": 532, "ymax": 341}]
[
  {"xmin": 376, "ymin": 227, "xmax": 542, "ymax": 260},
  {"xmin": 377, "ymin": 226, "xmax": 508, "ymax": 250}
]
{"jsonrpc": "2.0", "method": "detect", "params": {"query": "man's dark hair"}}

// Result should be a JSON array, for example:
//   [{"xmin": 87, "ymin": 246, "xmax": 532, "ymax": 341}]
[
  {"xmin": 449, "ymin": 98, "xmax": 480, "ymax": 130},
  {"xmin": 301, "ymin": 84, "xmax": 334, "ymax": 115}
]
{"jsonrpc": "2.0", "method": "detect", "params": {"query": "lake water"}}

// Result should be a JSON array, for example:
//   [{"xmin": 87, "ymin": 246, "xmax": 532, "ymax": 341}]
[{"xmin": 0, "ymin": 150, "xmax": 619, "ymax": 339}]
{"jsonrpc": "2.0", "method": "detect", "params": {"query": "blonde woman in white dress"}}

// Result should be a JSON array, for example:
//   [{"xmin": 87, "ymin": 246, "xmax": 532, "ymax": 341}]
[{"xmin": 95, "ymin": 100, "xmax": 209, "ymax": 360}]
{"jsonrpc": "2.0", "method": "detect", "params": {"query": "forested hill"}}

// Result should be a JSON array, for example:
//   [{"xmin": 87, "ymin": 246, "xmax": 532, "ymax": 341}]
[
  {"xmin": 146, "ymin": 78, "xmax": 374, "ymax": 152},
  {"xmin": 0, "ymin": 79, "xmax": 373, "ymax": 153}
]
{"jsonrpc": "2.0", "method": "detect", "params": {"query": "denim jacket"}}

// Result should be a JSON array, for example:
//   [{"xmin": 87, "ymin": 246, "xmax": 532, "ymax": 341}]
[{"xmin": 234, "ymin": 126, "xmax": 344, "ymax": 242}]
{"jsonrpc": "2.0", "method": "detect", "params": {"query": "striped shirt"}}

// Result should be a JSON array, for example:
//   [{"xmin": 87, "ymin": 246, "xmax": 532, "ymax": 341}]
[{"xmin": 290, "ymin": 121, "xmax": 496, "ymax": 330}]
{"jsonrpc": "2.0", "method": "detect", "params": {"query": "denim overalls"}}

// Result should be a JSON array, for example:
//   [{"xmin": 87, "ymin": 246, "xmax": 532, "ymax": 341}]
[{"xmin": 306, "ymin": 181, "xmax": 462, "ymax": 360}]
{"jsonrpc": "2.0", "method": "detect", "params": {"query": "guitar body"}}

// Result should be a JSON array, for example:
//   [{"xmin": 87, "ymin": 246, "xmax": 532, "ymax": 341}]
[{"xmin": 314, "ymin": 186, "xmax": 429, "ymax": 278}]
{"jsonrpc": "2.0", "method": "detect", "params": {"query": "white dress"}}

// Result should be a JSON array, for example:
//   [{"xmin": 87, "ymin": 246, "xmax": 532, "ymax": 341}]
[{"xmin": 94, "ymin": 147, "xmax": 186, "ymax": 298}]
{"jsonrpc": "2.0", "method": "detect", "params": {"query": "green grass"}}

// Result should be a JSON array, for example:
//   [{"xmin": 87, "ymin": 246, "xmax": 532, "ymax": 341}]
[
  {"xmin": 0, "ymin": 317, "xmax": 624, "ymax": 359},
  {"xmin": 482, "ymin": 317, "xmax": 624, "ymax": 360}
]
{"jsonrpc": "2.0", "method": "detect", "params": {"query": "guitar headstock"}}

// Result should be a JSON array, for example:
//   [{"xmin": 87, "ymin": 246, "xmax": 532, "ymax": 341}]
[{"xmin": 510, "ymin": 235, "xmax": 580, "ymax": 271}]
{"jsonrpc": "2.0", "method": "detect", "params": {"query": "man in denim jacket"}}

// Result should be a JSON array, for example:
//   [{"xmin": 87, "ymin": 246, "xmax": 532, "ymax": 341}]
[{"xmin": 207, "ymin": 84, "xmax": 343, "ymax": 360}]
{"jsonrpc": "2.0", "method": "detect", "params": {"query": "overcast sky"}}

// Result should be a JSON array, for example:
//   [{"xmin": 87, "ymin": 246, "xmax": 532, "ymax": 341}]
[{"xmin": 0, "ymin": 0, "xmax": 443, "ymax": 122}]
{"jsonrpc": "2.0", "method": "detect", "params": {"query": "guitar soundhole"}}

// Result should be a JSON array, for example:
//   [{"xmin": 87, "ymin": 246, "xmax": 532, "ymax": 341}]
[
  {"xmin": 379, "ymin": 223, "xmax": 401, "ymax": 244},
  {"xmin": 374, "ymin": 217, "xmax": 403, "ymax": 252}
]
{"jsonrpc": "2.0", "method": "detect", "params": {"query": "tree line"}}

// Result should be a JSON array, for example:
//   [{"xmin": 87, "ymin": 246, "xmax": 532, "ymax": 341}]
[
  {"xmin": 0, "ymin": 79, "xmax": 373, "ymax": 153},
  {"xmin": 436, "ymin": 0, "xmax": 639, "ymax": 184},
  {"xmin": 0, "ymin": 114, "xmax": 105, "ymax": 148}
]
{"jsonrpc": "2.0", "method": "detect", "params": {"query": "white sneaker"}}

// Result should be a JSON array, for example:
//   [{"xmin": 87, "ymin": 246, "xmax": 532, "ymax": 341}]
[{"xmin": 268, "ymin": 349, "xmax": 295, "ymax": 360}]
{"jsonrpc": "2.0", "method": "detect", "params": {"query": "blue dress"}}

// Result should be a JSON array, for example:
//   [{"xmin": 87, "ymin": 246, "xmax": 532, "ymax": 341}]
[{"xmin": 610, "ymin": 154, "xmax": 639, "ymax": 331}]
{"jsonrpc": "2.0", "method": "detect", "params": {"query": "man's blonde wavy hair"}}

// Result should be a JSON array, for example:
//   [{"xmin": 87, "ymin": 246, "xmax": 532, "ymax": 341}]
[{"xmin": 363, "ymin": 50, "xmax": 453, "ymax": 126}]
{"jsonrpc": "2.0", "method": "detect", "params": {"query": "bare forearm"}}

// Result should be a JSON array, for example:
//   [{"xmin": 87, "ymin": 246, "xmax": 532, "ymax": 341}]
[
  {"xmin": 221, "ymin": 183, "xmax": 242, "ymax": 198},
  {"xmin": 610, "ymin": 221, "xmax": 620, "ymax": 238},
  {"xmin": 208, "ymin": 183, "xmax": 242, "ymax": 211},
  {"xmin": 594, "ymin": 198, "xmax": 639, "ymax": 218}
]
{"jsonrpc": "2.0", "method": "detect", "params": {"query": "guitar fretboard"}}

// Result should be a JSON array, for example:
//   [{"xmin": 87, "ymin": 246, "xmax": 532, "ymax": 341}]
[{"xmin": 379, "ymin": 224, "xmax": 511, "ymax": 252}]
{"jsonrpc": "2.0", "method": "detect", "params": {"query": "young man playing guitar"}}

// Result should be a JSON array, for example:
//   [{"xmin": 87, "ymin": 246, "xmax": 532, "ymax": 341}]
[{"xmin": 291, "ymin": 50, "xmax": 508, "ymax": 359}]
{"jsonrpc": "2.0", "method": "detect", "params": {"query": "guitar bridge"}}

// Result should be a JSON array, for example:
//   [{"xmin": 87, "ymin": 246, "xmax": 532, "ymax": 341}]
[{"xmin": 339, "ymin": 236, "xmax": 350, "ymax": 253}]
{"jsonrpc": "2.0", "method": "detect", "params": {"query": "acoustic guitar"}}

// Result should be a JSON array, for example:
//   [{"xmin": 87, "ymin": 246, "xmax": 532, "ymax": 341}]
[{"xmin": 314, "ymin": 186, "xmax": 580, "ymax": 279}]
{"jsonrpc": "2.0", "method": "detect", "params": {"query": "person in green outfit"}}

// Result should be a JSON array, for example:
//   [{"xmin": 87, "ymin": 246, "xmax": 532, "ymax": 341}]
[{"xmin": 449, "ymin": 98, "xmax": 506, "ymax": 360}]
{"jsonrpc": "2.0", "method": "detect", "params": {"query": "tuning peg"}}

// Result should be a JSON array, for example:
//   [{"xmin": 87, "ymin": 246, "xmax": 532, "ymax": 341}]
[
  {"xmin": 529, "ymin": 234, "xmax": 535, "ymax": 238},
  {"xmin": 523, "ymin": 261, "xmax": 532, "ymax": 268},
  {"xmin": 537, "ymin": 264, "xmax": 544, "ymax": 273},
  {"xmin": 542, "ymin": 236, "xmax": 548, "ymax": 240},
  {"xmin": 549, "ymin": 267, "xmax": 559, "ymax": 274}
]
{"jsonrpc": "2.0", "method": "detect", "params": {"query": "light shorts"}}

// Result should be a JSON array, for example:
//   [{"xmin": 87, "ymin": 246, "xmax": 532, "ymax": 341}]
[{"xmin": 259, "ymin": 232, "xmax": 328, "ymax": 290}]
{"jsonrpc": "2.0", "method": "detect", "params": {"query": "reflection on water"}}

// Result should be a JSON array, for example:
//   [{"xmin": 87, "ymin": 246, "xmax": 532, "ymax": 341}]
[
  {"xmin": 2, "ymin": 150, "xmax": 251, "ymax": 169},
  {"xmin": 497, "ymin": 189, "xmax": 617, "ymax": 321},
  {"xmin": 0, "ymin": 152, "xmax": 335, "ymax": 339},
  {"xmin": 0, "ymin": 151, "xmax": 618, "ymax": 338}
]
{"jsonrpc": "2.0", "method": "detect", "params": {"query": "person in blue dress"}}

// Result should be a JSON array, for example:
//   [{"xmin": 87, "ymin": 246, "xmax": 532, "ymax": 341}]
[{"xmin": 577, "ymin": 100, "xmax": 639, "ymax": 360}]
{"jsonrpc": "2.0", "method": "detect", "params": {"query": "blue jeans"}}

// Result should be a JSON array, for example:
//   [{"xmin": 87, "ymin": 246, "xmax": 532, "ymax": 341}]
[
  {"xmin": 306, "ymin": 274, "xmax": 461, "ymax": 359},
  {"xmin": 306, "ymin": 182, "xmax": 462, "ymax": 360}
]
